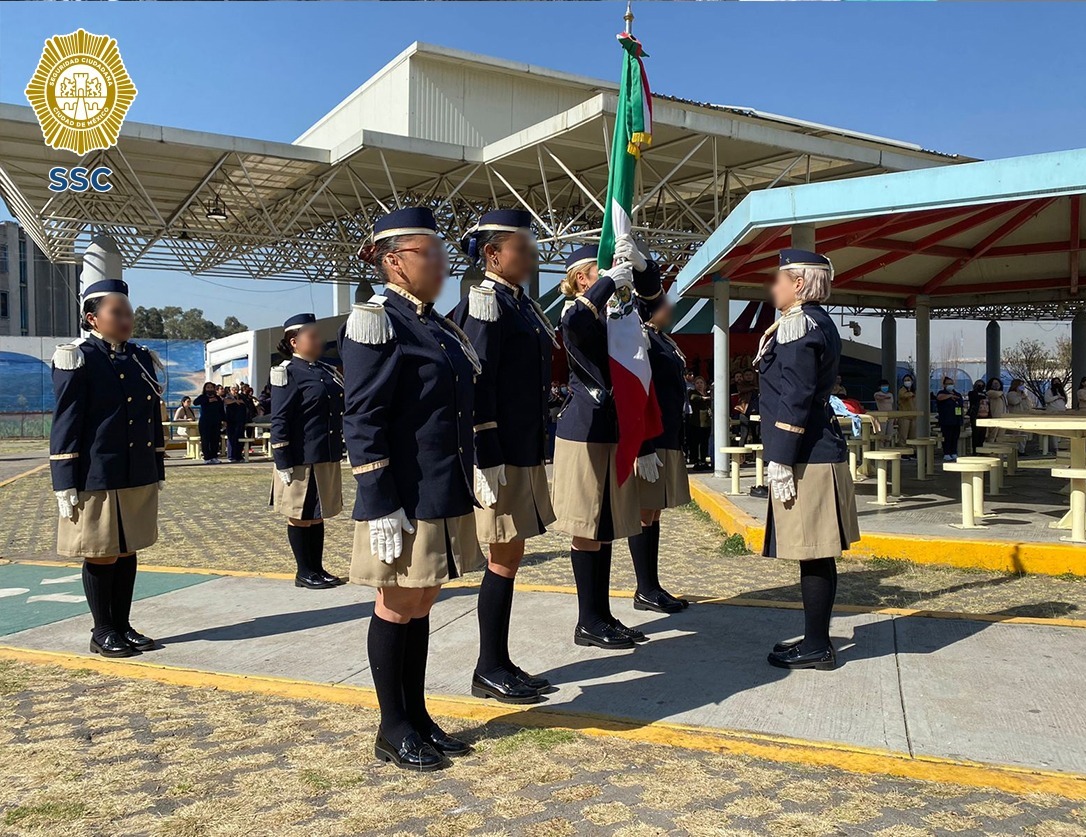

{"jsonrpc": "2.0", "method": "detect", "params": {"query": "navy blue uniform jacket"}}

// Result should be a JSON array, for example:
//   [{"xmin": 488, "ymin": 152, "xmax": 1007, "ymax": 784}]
[
  {"xmin": 50, "ymin": 335, "xmax": 166, "ymax": 492},
  {"xmin": 340, "ymin": 287, "xmax": 477, "ymax": 522},
  {"xmin": 757, "ymin": 303, "xmax": 847, "ymax": 468},
  {"xmin": 451, "ymin": 275, "xmax": 553, "ymax": 469},
  {"xmin": 556, "ymin": 275, "xmax": 619, "ymax": 444},
  {"xmin": 640, "ymin": 325, "xmax": 686, "ymax": 455},
  {"xmin": 193, "ymin": 393, "xmax": 225, "ymax": 426},
  {"xmin": 270, "ymin": 356, "xmax": 345, "ymax": 470}
]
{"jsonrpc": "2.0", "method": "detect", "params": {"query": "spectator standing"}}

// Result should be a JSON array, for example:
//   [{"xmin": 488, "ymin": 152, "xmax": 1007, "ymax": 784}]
[
  {"xmin": 688, "ymin": 377, "xmax": 712, "ymax": 470},
  {"xmin": 193, "ymin": 383, "xmax": 226, "ymax": 464},
  {"xmin": 831, "ymin": 375, "xmax": 847, "ymax": 396},
  {"xmin": 258, "ymin": 384, "xmax": 272, "ymax": 416},
  {"xmin": 986, "ymin": 378, "xmax": 1007, "ymax": 443},
  {"xmin": 897, "ymin": 375, "xmax": 916, "ymax": 446},
  {"xmin": 966, "ymin": 380, "xmax": 989, "ymax": 452},
  {"xmin": 873, "ymin": 379, "xmax": 894, "ymax": 443},
  {"xmin": 935, "ymin": 376, "xmax": 965, "ymax": 461},
  {"xmin": 223, "ymin": 386, "xmax": 248, "ymax": 462},
  {"xmin": 1007, "ymin": 379, "xmax": 1033, "ymax": 454},
  {"xmin": 1046, "ymin": 378, "xmax": 1068, "ymax": 411},
  {"xmin": 1077, "ymin": 377, "xmax": 1086, "ymax": 410}
]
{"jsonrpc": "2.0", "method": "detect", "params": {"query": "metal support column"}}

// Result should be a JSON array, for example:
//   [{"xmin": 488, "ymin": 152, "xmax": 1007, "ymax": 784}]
[
  {"xmin": 881, "ymin": 314, "xmax": 897, "ymax": 386},
  {"xmin": 985, "ymin": 320, "xmax": 1001, "ymax": 384},
  {"xmin": 1073, "ymin": 311, "xmax": 1086, "ymax": 408},
  {"xmin": 916, "ymin": 296, "xmax": 931, "ymax": 436},
  {"xmin": 713, "ymin": 274, "xmax": 731, "ymax": 476}
]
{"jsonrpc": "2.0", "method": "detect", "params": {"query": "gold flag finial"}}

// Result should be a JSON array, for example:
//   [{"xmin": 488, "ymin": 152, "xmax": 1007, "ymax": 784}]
[{"xmin": 624, "ymin": 1, "xmax": 634, "ymax": 34}]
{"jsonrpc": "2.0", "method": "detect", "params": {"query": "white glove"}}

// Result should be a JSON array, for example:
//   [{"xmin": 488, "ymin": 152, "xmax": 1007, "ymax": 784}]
[
  {"xmin": 604, "ymin": 260, "xmax": 634, "ymax": 291},
  {"xmin": 767, "ymin": 462, "xmax": 796, "ymax": 503},
  {"xmin": 55, "ymin": 489, "xmax": 79, "ymax": 519},
  {"xmin": 614, "ymin": 233, "xmax": 647, "ymax": 272},
  {"xmin": 474, "ymin": 464, "xmax": 507, "ymax": 508},
  {"xmin": 158, "ymin": 481, "xmax": 166, "ymax": 491},
  {"xmin": 635, "ymin": 452, "xmax": 662, "ymax": 483},
  {"xmin": 369, "ymin": 507, "xmax": 415, "ymax": 565},
  {"xmin": 277, "ymin": 468, "xmax": 293, "ymax": 486}
]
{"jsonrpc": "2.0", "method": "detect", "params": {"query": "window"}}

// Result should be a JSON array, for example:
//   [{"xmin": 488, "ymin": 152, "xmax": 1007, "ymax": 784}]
[{"xmin": 0, "ymin": 291, "xmax": 7, "ymax": 318}]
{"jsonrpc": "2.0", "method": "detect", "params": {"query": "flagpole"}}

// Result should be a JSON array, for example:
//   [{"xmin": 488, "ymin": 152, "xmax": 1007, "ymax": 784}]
[{"xmin": 624, "ymin": 1, "xmax": 634, "ymax": 34}]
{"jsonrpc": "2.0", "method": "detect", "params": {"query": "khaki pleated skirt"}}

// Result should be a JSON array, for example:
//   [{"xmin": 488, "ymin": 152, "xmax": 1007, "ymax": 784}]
[
  {"xmin": 475, "ymin": 464, "xmax": 556, "ymax": 545},
  {"xmin": 551, "ymin": 438, "xmax": 642, "ymax": 541},
  {"xmin": 636, "ymin": 447, "xmax": 692, "ymax": 511},
  {"xmin": 270, "ymin": 461, "xmax": 344, "ymax": 520},
  {"xmin": 350, "ymin": 512, "xmax": 482, "ymax": 588},
  {"xmin": 57, "ymin": 483, "xmax": 159, "ymax": 558},
  {"xmin": 763, "ymin": 460, "xmax": 860, "ymax": 561}
]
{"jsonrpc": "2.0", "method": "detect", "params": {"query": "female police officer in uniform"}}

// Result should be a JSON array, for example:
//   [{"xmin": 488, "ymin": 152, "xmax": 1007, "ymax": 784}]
[
  {"xmin": 270, "ymin": 313, "xmax": 345, "ymax": 590},
  {"xmin": 552, "ymin": 237, "xmax": 658, "ymax": 650},
  {"xmin": 452, "ymin": 209, "xmax": 556, "ymax": 704},
  {"xmin": 629, "ymin": 272, "xmax": 691, "ymax": 614},
  {"xmin": 341, "ymin": 207, "xmax": 481, "ymax": 771},
  {"xmin": 50, "ymin": 279, "xmax": 165, "ymax": 658},
  {"xmin": 759, "ymin": 250, "xmax": 860, "ymax": 671}
]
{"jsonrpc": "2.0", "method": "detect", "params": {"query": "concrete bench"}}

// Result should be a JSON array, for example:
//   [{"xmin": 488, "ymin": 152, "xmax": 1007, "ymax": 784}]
[
  {"xmin": 846, "ymin": 438, "xmax": 866, "ymax": 482},
  {"xmin": 944, "ymin": 461, "xmax": 996, "ymax": 528},
  {"xmin": 977, "ymin": 444, "xmax": 1017, "ymax": 477},
  {"xmin": 744, "ymin": 443, "xmax": 765, "ymax": 488},
  {"xmin": 719, "ymin": 446, "xmax": 749, "ymax": 495},
  {"xmin": 863, "ymin": 450, "xmax": 903, "ymax": 506},
  {"xmin": 1052, "ymin": 467, "xmax": 1086, "ymax": 544},
  {"xmin": 957, "ymin": 455, "xmax": 1003, "ymax": 496},
  {"xmin": 905, "ymin": 437, "xmax": 936, "ymax": 480}
]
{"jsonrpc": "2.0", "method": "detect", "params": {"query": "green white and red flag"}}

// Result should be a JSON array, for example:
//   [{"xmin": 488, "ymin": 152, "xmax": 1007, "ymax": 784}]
[{"xmin": 599, "ymin": 30, "xmax": 661, "ymax": 484}]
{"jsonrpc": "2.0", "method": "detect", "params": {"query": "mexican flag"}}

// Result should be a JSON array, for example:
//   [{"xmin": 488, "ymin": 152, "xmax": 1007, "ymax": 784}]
[{"xmin": 599, "ymin": 31, "xmax": 662, "ymax": 484}]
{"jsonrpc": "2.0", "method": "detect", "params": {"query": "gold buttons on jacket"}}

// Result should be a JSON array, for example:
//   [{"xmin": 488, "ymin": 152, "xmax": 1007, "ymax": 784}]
[
  {"xmin": 119, "ymin": 373, "xmax": 125, "ymax": 379},
  {"xmin": 127, "ymin": 397, "xmax": 132, "ymax": 403}
]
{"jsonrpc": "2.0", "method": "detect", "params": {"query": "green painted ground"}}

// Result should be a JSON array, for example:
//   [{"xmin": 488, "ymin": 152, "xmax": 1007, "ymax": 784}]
[{"xmin": 0, "ymin": 563, "xmax": 212, "ymax": 637}]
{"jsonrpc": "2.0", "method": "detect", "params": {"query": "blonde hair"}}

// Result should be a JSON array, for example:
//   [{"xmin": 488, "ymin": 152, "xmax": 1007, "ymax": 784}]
[
  {"xmin": 788, "ymin": 266, "xmax": 832, "ymax": 304},
  {"xmin": 561, "ymin": 265, "xmax": 591, "ymax": 298}
]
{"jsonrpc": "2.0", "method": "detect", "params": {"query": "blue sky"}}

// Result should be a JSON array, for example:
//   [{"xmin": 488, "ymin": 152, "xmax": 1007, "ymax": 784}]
[{"xmin": 1, "ymin": 1, "xmax": 1084, "ymax": 345}]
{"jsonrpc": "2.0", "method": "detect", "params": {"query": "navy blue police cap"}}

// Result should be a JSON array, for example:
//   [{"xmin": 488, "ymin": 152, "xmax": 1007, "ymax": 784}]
[
  {"xmin": 372, "ymin": 207, "xmax": 438, "ymax": 243},
  {"xmin": 460, "ymin": 208, "xmax": 534, "ymax": 260},
  {"xmin": 565, "ymin": 244, "xmax": 599, "ymax": 272},
  {"xmin": 779, "ymin": 248, "xmax": 834, "ymax": 279},
  {"xmin": 82, "ymin": 279, "xmax": 129, "ymax": 302},
  {"xmin": 284, "ymin": 313, "xmax": 317, "ymax": 333}
]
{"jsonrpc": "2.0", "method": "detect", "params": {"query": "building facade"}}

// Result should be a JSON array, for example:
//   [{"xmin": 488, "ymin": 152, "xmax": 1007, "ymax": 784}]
[{"xmin": 0, "ymin": 221, "xmax": 79, "ymax": 338}]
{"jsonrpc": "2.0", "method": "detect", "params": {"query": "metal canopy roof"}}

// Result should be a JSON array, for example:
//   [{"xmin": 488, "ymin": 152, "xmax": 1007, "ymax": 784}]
[
  {"xmin": 675, "ymin": 148, "xmax": 1086, "ymax": 318},
  {"xmin": 0, "ymin": 42, "xmax": 965, "ymax": 284}
]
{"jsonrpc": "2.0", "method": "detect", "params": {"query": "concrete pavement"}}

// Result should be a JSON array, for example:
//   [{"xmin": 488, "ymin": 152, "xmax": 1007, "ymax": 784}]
[{"xmin": 3, "ymin": 562, "xmax": 1085, "ymax": 777}]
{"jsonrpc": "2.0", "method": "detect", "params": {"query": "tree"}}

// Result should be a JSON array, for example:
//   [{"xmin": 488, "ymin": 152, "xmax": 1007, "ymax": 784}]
[
  {"xmin": 1002, "ymin": 337, "xmax": 1071, "ymax": 404},
  {"xmin": 131, "ymin": 306, "xmax": 248, "ymax": 341}
]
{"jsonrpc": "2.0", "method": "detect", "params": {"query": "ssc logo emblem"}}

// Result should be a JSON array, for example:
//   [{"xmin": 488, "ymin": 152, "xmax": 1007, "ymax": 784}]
[{"xmin": 24, "ymin": 28, "xmax": 137, "ymax": 156}]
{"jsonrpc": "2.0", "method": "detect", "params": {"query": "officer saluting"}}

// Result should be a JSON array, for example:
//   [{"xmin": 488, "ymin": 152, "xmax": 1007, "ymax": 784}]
[
  {"xmin": 759, "ymin": 249, "xmax": 860, "ymax": 671},
  {"xmin": 451, "ymin": 209, "xmax": 556, "ymax": 705},
  {"xmin": 628, "ymin": 262, "xmax": 691, "ymax": 614},
  {"xmin": 341, "ymin": 207, "xmax": 481, "ymax": 771},
  {"xmin": 270, "ymin": 313, "xmax": 345, "ymax": 590},
  {"xmin": 50, "ymin": 279, "xmax": 165, "ymax": 658}
]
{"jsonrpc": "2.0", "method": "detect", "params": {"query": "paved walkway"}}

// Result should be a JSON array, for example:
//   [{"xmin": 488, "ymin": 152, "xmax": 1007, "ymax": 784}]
[{"xmin": 3, "ymin": 561, "xmax": 1084, "ymax": 778}]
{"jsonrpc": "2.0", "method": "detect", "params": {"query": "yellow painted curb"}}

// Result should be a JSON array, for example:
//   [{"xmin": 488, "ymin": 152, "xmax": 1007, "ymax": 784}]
[
  {"xmin": 691, "ymin": 478, "xmax": 1086, "ymax": 578},
  {"xmin": 2, "ymin": 645, "xmax": 1085, "ymax": 800},
  {"xmin": 0, "ymin": 462, "xmax": 48, "ymax": 490},
  {"xmin": 6, "ymin": 558, "xmax": 296, "ymax": 581}
]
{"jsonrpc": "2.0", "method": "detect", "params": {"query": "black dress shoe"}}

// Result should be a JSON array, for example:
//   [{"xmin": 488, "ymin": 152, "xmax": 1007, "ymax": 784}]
[
  {"xmin": 122, "ymin": 628, "xmax": 155, "ymax": 651},
  {"xmin": 634, "ymin": 590, "xmax": 685, "ymax": 614},
  {"xmin": 574, "ymin": 623, "xmax": 635, "ymax": 650},
  {"xmin": 773, "ymin": 637, "xmax": 802, "ymax": 654},
  {"xmin": 374, "ymin": 730, "xmax": 445, "ymax": 771},
  {"xmin": 423, "ymin": 724, "xmax": 472, "ymax": 756},
  {"xmin": 609, "ymin": 619, "xmax": 648, "ymax": 643},
  {"xmin": 295, "ymin": 572, "xmax": 335, "ymax": 590},
  {"xmin": 471, "ymin": 670, "xmax": 542, "ymax": 704},
  {"xmin": 767, "ymin": 644, "xmax": 836, "ymax": 671},
  {"xmin": 509, "ymin": 664, "xmax": 551, "ymax": 692},
  {"xmin": 317, "ymin": 570, "xmax": 345, "ymax": 586},
  {"xmin": 749, "ymin": 485, "xmax": 769, "ymax": 498},
  {"xmin": 90, "ymin": 631, "xmax": 139, "ymax": 658}
]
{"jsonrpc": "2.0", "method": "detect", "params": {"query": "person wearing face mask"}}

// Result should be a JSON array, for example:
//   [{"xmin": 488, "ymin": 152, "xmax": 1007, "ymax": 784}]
[
  {"xmin": 1006, "ymin": 379, "xmax": 1033, "ymax": 454},
  {"xmin": 897, "ymin": 375, "xmax": 917, "ymax": 447},
  {"xmin": 873, "ymin": 379, "xmax": 894, "ymax": 443},
  {"xmin": 193, "ymin": 382, "xmax": 226, "ymax": 464},
  {"xmin": 50, "ymin": 279, "xmax": 165, "ymax": 658},
  {"xmin": 936, "ymin": 378, "xmax": 965, "ymax": 461},
  {"xmin": 966, "ymin": 380, "xmax": 989, "ymax": 453},
  {"xmin": 986, "ymin": 378, "xmax": 1007, "ymax": 443},
  {"xmin": 341, "ymin": 207, "xmax": 481, "ymax": 771},
  {"xmin": 759, "ymin": 250, "xmax": 860, "ymax": 672}
]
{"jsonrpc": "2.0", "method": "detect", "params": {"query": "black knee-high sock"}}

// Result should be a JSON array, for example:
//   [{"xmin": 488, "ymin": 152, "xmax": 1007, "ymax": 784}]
[
  {"xmin": 82, "ymin": 561, "xmax": 116, "ymax": 644},
  {"xmin": 647, "ymin": 521, "xmax": 663, "ymax": 591},
  {"xmin": 306, "ymin": 522, "xmax": 326, "ymax": 574},
  {"xmin": 287, "ymin": 525, "xmax": 307, "ymax": 575},
  {"xmin": 629, "ymin": 525, "xmax": 659, "ymax": 596},
  {"xmin": 571, "ymin": 547, "xmax": 608, "ymax": 633},
  {"xmin": 476, "ymin": 567, "xmax": 513, "ymax": 675},
  {"xmin": 799, "ymin": 558, "xmax": 836, "ymax": 653},
  {"xmin": 499, "ymin": 570, "xmax": 516, "ymax": 669},
  {"xmin": 595, "ymin": 542, "xmax": 616, "ymax": 624},
  {"xmin": 368, "ymin": 614, "xmax": 413, "ymax": 743},
  {"xmin": 111, "ymin": 554, "xmax": 138, "ymax": 632},
  {"xmin": 403, "ymin": 615, "xmax": 434, "ymax": 732}
]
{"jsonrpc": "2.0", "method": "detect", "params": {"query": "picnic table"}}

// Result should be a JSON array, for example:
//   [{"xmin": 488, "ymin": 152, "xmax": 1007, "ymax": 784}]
[
  {"xmin": 978, "ymin": 413, "xmax": 1086, "ymax": 541},
  {"xmin": 161, "ymin": 420, "xmax": 272, "ymax": 461}
]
